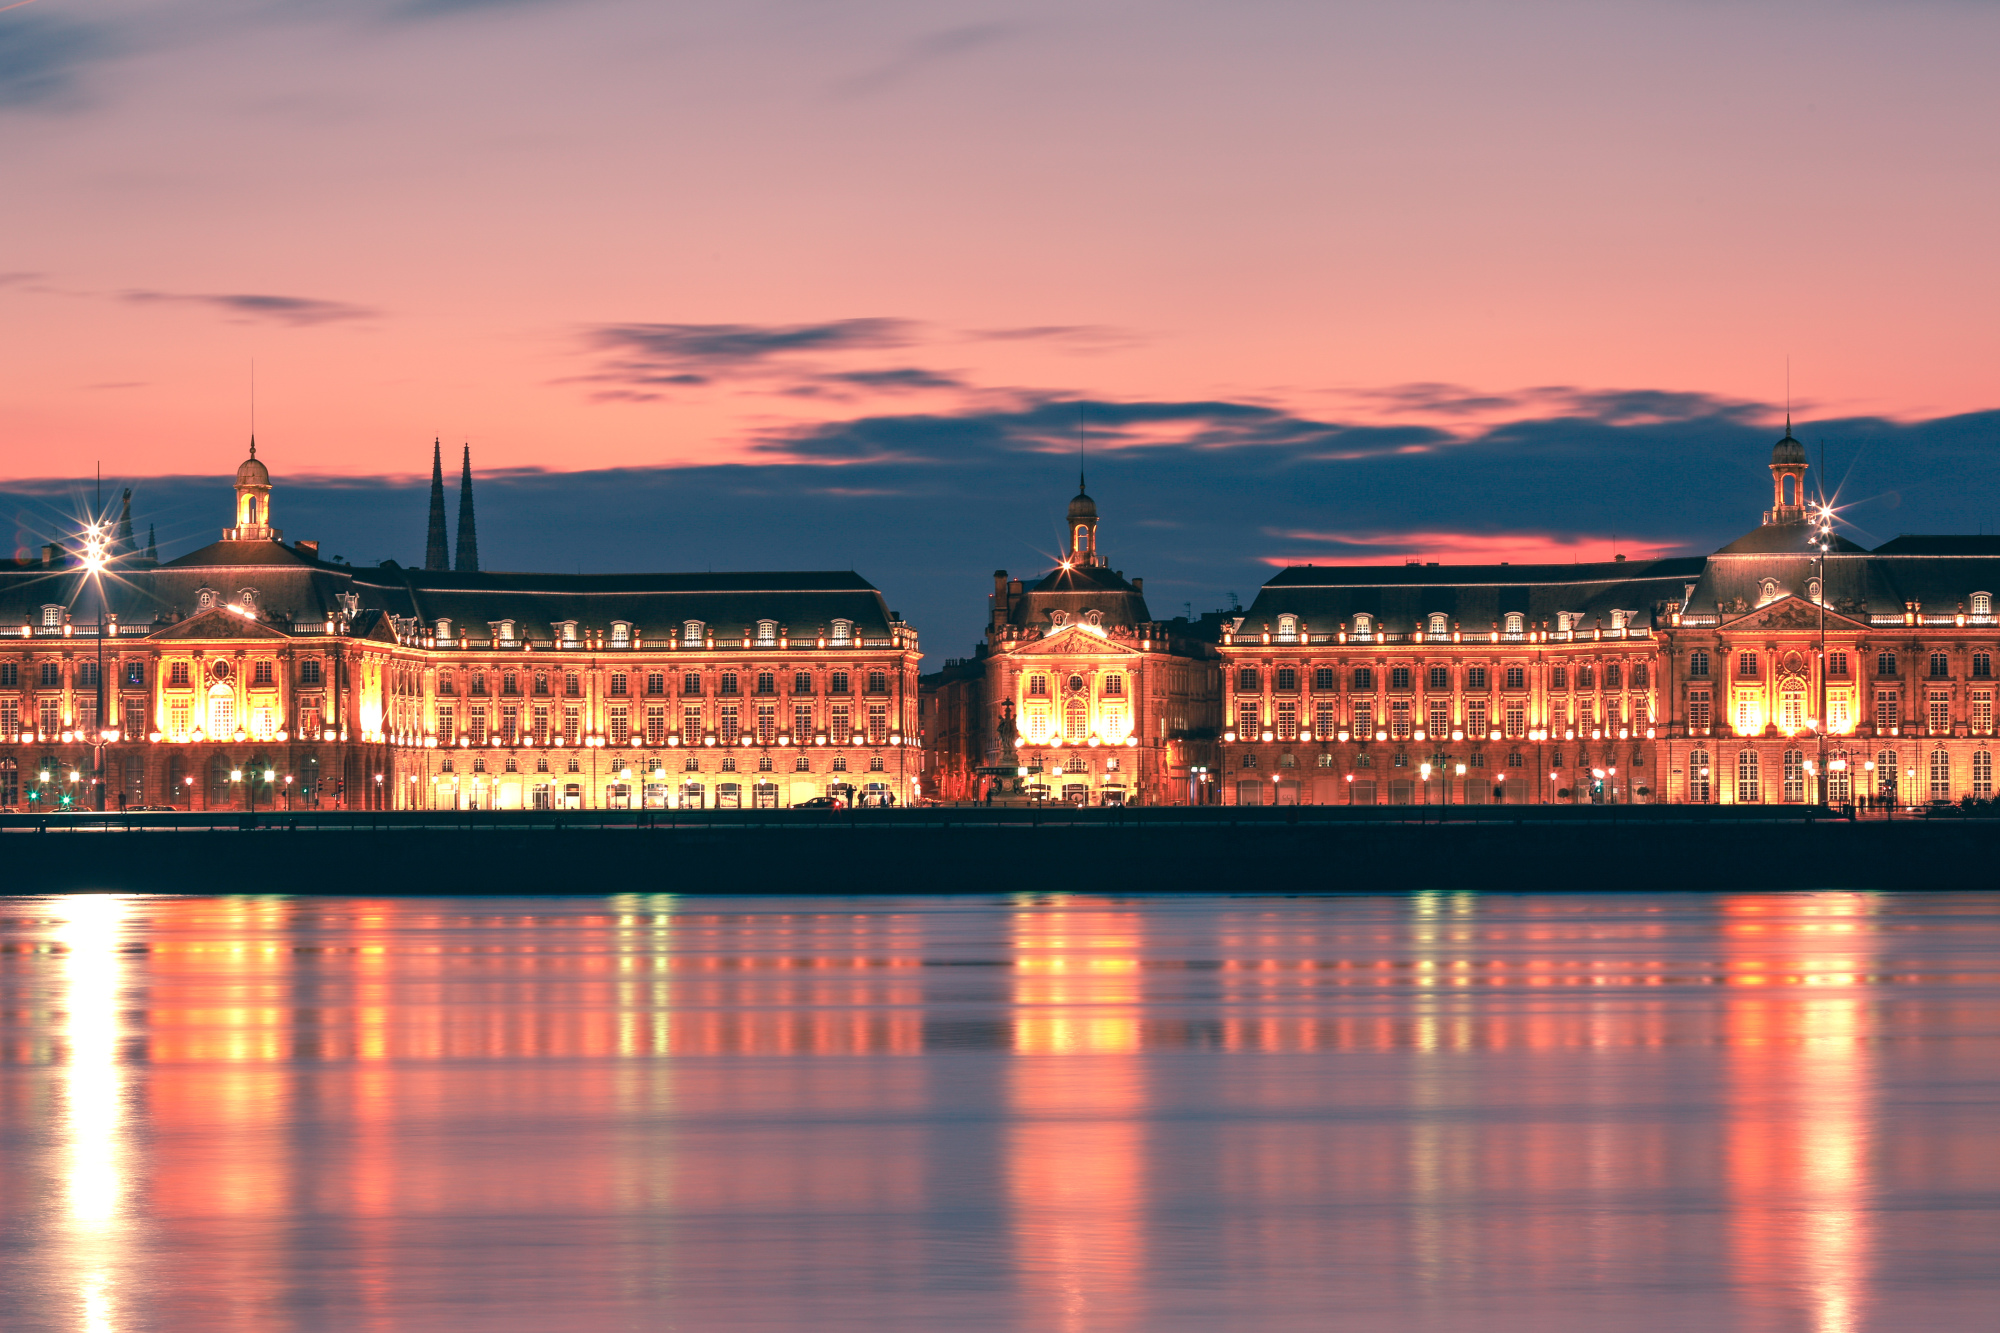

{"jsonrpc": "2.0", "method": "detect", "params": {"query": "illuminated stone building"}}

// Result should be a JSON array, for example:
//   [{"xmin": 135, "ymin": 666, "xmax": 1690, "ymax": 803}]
[
  {"xmin": 1214, "ymin": 428, "xmax": 2000, "ymax": 806},
  {"xmin": 921, "ymin": 479, "xmax": 1220, "ymax": 805},
  {"xmin": 0, "ymin": 444, "xmax": 921, "ymax": 811}
]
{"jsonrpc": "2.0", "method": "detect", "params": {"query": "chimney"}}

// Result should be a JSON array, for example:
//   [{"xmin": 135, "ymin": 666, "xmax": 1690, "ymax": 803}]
[{"xmin": 1132, "ymin": 577, "xmax": 1143, "ymax": 593}]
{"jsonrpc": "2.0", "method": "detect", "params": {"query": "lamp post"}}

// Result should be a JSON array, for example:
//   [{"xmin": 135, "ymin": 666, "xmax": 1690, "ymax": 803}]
[
  {"xmin": 1813, "ymin": 499, "xmax": 1834, "ymax": 808},
  {"xmin": 79, "ymin": 520, "xmax": 111, "ymax": 812}
]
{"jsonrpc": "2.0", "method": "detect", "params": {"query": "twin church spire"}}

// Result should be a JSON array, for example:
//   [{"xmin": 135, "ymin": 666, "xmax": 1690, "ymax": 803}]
[{"xmin": 423, "ymin": 439, "xmax": 479, "ymax": 572}]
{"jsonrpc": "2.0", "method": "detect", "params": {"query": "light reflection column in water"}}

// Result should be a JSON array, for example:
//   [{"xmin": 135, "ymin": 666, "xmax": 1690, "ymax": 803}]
[
  {"xmin": 1403, "ymin": 890, "xmax": 1480, "ymax": 1307},
  {"xmin": 58, "ymin": 895, "xmax": 131, "ymax": 1333},
  {"xmin": 1725, "ymin": 893, "xmax": 1876, "ymax": 1333},
  {"xmin": 1009, "ymin": 897, "xmax": 1146, "ymax": 1332}
]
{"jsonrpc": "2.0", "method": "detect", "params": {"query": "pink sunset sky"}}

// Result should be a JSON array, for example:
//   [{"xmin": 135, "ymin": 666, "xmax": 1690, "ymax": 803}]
[{"xmin": 3, "ymin": 0, "xmax": 1996, "ymax": 488}]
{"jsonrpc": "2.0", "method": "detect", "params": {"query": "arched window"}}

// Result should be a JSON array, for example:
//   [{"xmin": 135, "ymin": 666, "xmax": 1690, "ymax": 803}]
[
  {"xmin": 1556, "ymin": 612, "xmax": 1574, "ymax": 633},
  {"xmin": 1974, "ymin": 750, "xmax": 1993, "ymax": 798},
  {"xmin": 1972, "ymin": 591, "xmax": 1994, "ymax": 617},
  {"xmin": 435, "ymin": 618, "xmax": 452, "ymax": 640},
  {"xmin": 196, "ymin": 589, "xmax": 217, "ymax": 611},
  {"xmin": 1827, "ymin": 750, "xmax": 1851, "ymax": 804},
  {"xmin": 1759, "ymin": 579, "xmax": 1778, "ymax": 603},
  {"xmin": 1807, "ymin": 578, "xmax": 1822, "ymax": 603},
  {"xmin": 207, "ymin": 682, "xmax": 236, "ymax": 738},
  {"xmin": 1277, "ymin": 614, "xmax": 1298, "ymax": 642},
  {"xmin": 756, "ymin": 620, "xmax": 777, "ymax": 645},
  {"xmin": 1073, "ymin": 524, "xmax": 1090, "ymax": 554},
  {"xmin": 1504, "ymin": 612, "xmax": 1525, "ymax": 635},
  {"xmin": 1736, "ymin": 750, "xmax": 1761, "ymax": 803},
  {"xmin": 1875, "ymin": 750, "xmax": 1898, "ymax": 799},
  {"xmin": 1351, "ymin": 613, "xmax": 1373, "ymax": 639},
  {"xmin": 610, "ymin": 621, "xmax": 631, "ymax": 645},
  {"xmin": 830, "ymin": 619, "xmax": 853, "ymax": 645},
  {"xmin": 1689, "ymin": 750, "xmax": 1712, "ymax": 803},
  {"xmin": 237, "ymin": 588, "xmax": 258, "ymax": 612},
  {"xmin": 1782, "ymin": 748, "xmax": 1805, "ymax": 802},
  {"xmin": 1930, "ymin": 749, "xmax": 1952, "ymax": 801},
  {"xmin": 684, "ymin": 620, "xmax": 705, "ymax": 644},
  {"xmin": 1063, "ymin": 698, "xmax": 1088, "ymax": 742},
  {"xmin": 1427, "ymin": 613, "xmax": 1448, "ymax": 638},
  {"xmin": 555, "ymin": 621, "xmax": 577, "ymax": 646},
  {"xmin": 1610, "ymin": 608, "xmax": 1628, "ymax": 630}
]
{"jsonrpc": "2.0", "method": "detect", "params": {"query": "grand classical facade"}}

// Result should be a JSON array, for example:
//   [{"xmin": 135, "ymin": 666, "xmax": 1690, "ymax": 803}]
[
  {"xmin": 0, "ymin": 443, "xmax": 921, "ymax": 812},
  {"xmin": 1213, "ymin": 429, "xmax": 2000, "ymax": 806},
  {"xmin": 920, "ymin": 481, "xmax": 1220, "ymax": 805}
]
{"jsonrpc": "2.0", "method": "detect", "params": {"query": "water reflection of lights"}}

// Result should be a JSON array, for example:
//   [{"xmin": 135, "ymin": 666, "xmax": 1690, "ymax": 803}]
[{"xmin": 59, "ymin": 894, "xmax": 130, "ymax": 1332}]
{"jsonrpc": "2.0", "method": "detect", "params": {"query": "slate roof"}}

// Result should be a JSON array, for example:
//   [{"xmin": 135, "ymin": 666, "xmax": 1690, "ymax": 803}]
[
  {"xmin": 1008, "ymin": 563, "xmax": 1152, "ymax": 630},
  {"xmin": 1243, "ymin": 558, "xmax": 1704, "ymax": 633}
]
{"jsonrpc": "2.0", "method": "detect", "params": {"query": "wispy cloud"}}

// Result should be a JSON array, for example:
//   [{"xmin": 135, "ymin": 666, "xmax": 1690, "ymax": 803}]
[
  {"xmin": 830, "ymin": 22, "xmax": 1018, "ymax": 100},
  {"xmin": 579, "ymin": 318, "xmax": 930, "ymax": 400},
  {"xmin": 0, "ymin": 10, "xmax": 108, "ymax": 109},
  {"xmin": 1266, "ymin": 529, "xmax": 1686, "ymax": 567},
  {"xmin": 121, "ymin": 290, "xmax": 379, "ymax": 325}
]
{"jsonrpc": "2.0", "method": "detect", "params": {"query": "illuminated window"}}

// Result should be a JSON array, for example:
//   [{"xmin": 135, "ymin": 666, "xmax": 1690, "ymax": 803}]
[
  {"xmin": 1929, "ymin": 692, "xmax": 1950, "ymax": 735},
  {"xmin": 684, "ymin": 620, "xmax": 704, "ymax": 644},
  {"xmin": 1351, "ymin": 614, "xmax": 1373, "ymax": 638},
  {"xmin": 1975, "ymin": 750, "xmax": 1993, "ymax": 798},
  {"xmin": 1874, "ymin": 690, "xmax": 1899, "ymax": 732},
  {"xmin": 1930, "ymin": 749, "xmax": 1952, "ymax": 801},
  {"xmin": 1504, "ymin": 702, "xmax": 1525, "ymax": 737},
  {"xmin": 1610, "ymin": 609, "xmax": 1628, "ymax": 630},
  {"xmin": 1315, "ymin": 702, "xmax": 1337, "ymax": 736},
  {"xmin": 1236, "ymin": 702, "xmax": 1259, "ymax": 736},
  {"xmin": 1466, "ymin": 699, "xmax": 1488, "ymax": 735},
  {"xmin": 1504, "ymin": 665, "xmax": 1524, "ymax": 690},
  {"xmin": 1277, "ymin": 701, "xmax": 1297, "ymax": 739},
  {"xmin": 1738, "ymin": 652, "xmax": 1759, "ymax": 678},
  {"xmin": 1828, "ymin": 750, "xmax": 1851, "ymax": 804},
  {"xmin": 756, "ymin": 620, "xmax": 777, "ymax": 645},
  {"xmin": 1427, "ymin": 613, "xmax": 1448, "ymax": 638},
  {"xmin": 1427, "ymin": 701, "xmax": 1448, "ymax": 738},
  {"xmin": 1688, "ymin": 750, "xmax": 1712, "ymax": 802},
  {"xmin": 1689, "ymin": 690, "xmax": 1711, "ymax": 733},
  {"xmin": 720, "ymin": 705, "xmax": 739, "ymax": 744},
  {"xmin": 1736, "ymin": 750, "xmax": 1761, "ymax": 803},
  {"xmin": 1781, "ymin": 692, "xmax": 1804, "ymax": 732},
  {"xmin": 1974, "ymin": 692, "xmax": 1993, "ymax": 736},
  {"xmin": 1974, "ymin": 592, "xmax": 1993, "ymax": 616},
  {"xmin": 1390, "ymin": 666, "xmax": 1411, "ymax": 691},
  {"xmin": 646, "ymin": 706, "xmax": 666, "ymax": 745},
  {"xmin": 1467, "ymin": 666, "xmax": 1488, "ymax": 690},
  {"xmin": 831, "ymin": 619, "xmax": 853, "ymax": 645},
  {"xmin": 1504, "ymin": 613, "xmax": 1524, "ymax": 635},
  {"xmin": 1875, "ymin": 750, "xmax": 1898, "ymax": 798},
  {"xmin": 1783, "ymin": 748, "xmax": 1805, "ymax": 802},
  {"xmin": 1277, "ymin": 614, "xmax": 1298, "ymax": 642},
  {"xmin": 611, "ymin": 621, "xmax": 631, "ymax": 645},
  {"xmin": 1313, "ymin": 667, "xmax": 1336, "ymax": 690},
  {"xmin": 1390, "ymin": 699, "xmax": 1412, "ymax": 739}
]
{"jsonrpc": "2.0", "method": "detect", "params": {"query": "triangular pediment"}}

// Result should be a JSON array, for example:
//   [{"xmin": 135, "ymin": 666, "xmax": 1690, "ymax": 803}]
[
  {"xmin": 146, "ymin": 605, "xmax": 292, "ymax": 641},
  {"xmin": 1721, "ymin": 595, "xmax": 1869, "ymax": 633},
  {"xmin": 1016, "ymin": 624, "xmax": 1143, "ymax": 656}
]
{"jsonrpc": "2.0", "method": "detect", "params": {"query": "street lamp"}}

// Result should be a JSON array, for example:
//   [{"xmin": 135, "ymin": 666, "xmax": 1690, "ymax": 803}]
[
  {"xmin": 1813, "ymin": 497, "xmax": 1835, "ymax": 807},
  {"xmin": 79, "ymin": 519, "xmax": 112, "ymax": 811}
]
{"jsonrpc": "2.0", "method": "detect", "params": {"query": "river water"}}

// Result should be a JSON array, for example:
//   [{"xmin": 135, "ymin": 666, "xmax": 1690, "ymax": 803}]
[{"xmin": 3, "ymin": 892, "xmax": 1997, "ymax": 1331}]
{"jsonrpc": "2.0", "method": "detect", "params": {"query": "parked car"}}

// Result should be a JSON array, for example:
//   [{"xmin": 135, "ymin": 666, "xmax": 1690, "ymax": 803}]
[
  {"xmin": 128, "ymin": 804, "xmax": 179, "ymax": 812},
  {"xmin": 792, "ymin": 796, "xmax": 843, "ymax": 809}
]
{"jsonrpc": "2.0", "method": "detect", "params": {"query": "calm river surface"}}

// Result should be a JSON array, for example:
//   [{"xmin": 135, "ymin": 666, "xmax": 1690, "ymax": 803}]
[{"xmin": 3, "ymin": 892, "xmax": 1998, "ymax": 1331}]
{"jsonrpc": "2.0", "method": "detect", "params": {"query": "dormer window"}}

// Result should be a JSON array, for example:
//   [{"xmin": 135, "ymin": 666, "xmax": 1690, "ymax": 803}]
[
  {"xmin": 1351, "ymin": 613, "xmax": 1373, "ymax": 638},
  {"xmin": 1610, "ymin": 609, "xmax": 1628, "ymax": 630},
  {"xmin": 1049, "ymin": 611, "xmax": 1069, "ymax": 627},
  {"xmin": 555, "ymin": 621, "xmax": 578, "ymax": 646},
  {"xmin": 41, "ymin": 604, "xmax": 63, "ymax": 629},
  {"xmin": 197, "ymin": 589, "xmax": 217, "ymax": 611},
  {"xmin": 610, "ymin": 621, "xmax": 631, "ymax": 646},
  {"xmin": 1277, "ymin": 614, "xmax": 1298, "ymax": 642},
  {"xmin": 1556, "ymin": 612, "xmax": 1574, "ymax": 632},
  {"xmin": 684, "ymin": 620, "xmax": 705, "ymax": 644},
  {"xmin": 1083, "ymin": 609, "xmax": 1103, "ymax": 628},
  {"xmin": 435, "ymin": 618, "xmax": 452, "ymax": 640},
  {"xmin": 490, "ymin": 620, "xmax": 516, "ymax": 645},
  {"xmin": 1426, "ymin": 613, "xmax": 1448, "ymax": 638},
  {"xmin": 1974, "ymin": 592, "xmax": 1993, "ymax": 617},
  {"xmin": 237, "ymin": 588, "xmax": 258, "ymax": 612},
  {"xmin": 756, "ymin": 619, "xmax": 778, "ymax": 645},
  {"xmin": 831, "ymin": 619, "xmax": 853, "ymax": 645},
  {"xmin": 1504, "ymin": 612, "xmax": 1525, "ymax": 635},
  {"xmin": 1759, "ymin": 579, "xmax": 1778, "ymax": 604}
]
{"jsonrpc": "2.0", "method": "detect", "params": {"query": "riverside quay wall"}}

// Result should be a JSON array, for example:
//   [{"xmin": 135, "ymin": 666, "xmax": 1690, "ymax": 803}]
[{"xmin": 4, "ymin": 807, "xmax": 1993, "ymax": 895}]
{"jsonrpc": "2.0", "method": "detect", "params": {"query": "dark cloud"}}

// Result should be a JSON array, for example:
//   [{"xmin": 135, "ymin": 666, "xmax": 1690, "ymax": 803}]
[
  {"xmin": 121, "ymin": 290, "xmax": 378, "ymax": 325},
  {"xmin": 14, "ymin": 399, "xmax": 1992, "ymax": 659},
  {"xmin": 585, "ymin": 318, "xmax": 918, "ymax": 388},
  {"xmin": 0, "ymin": 11, "xmax": 109, "ymax": 109},
  {"xmin": 822, "ymin": 368, "xmax": 965, "ymax": 392}
]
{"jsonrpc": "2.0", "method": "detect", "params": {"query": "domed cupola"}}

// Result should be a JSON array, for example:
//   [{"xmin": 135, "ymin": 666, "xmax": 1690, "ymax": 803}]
[
  {"xmin": 224, "ymin": 438, "xmax": 281, "ymax": 542},
  {"xmin": 1763, "ymin": 418, "xmax": 1809, "ymax": 526},
  {"xmin": 1065, "ymin": 479, "xmax": 1102, "ymax": 567}
]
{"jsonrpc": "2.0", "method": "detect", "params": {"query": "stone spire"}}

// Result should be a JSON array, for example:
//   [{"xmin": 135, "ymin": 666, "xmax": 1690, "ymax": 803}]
[
  {"xmin": 145, "ymin": 525, "xmax": 157, "ymax": 564},
  {"xmin": 114, "ymin": 488, "xmax": 134, "ymax": 556},
  {"xmin": 454, "ymin": 443, "xmax": 480, "ymax": 573},
  {"xmin": 424, "ymin": 439, "xmax": 450, "ymax": 570}
]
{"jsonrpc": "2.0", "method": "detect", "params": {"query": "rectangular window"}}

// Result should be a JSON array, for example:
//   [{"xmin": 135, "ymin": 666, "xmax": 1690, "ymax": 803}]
[
  {"xmin": 1735, "ymin": 696, "xmax": 1754, "ymax": 734},
  {"xmin": 1975, "ymin": 750, "xmax": 1993, "ymax": 798},
  {"xmin": 719, "ymin": 706, "xmax": 739, "ymax": 744},
  {"xmin": 831, "ymin": 671, "xmax": 850, "ymax": 695},
  {"xmin": 1827, "ymin": 651, "xmax": 1848, "ymax": 677},
  {"xmin": 252, "ymin": 660, "xmax": 273, "ymax": 685},
  {"xmin": 171, "ymin": 661, "xmax": 190, "ymax": 687},
  {"xmin": 1313, "ymin": 667, "xmax": 1336, "ymax": 691},
  {"xmin": 1427, "ymin": 701, "xmax": 1449, "ymax": 738},
  {"xmin": 867, "ymin": 670, "xmax": 888, "ymax": 694},
  {"xmin": 0, "ymin": 700, "xmax": 16, "ymax": 736},
  {"xmin": 757, "ymin": 672, "xmax": 776, "ymax": 696},
  {"xmin": 1390, "ymin": 699, "xmax": 1412, "ymax": 739},
  {"xmin": 645, "ymin": 706, "xmax": 666, "ymax": 745},
  {"xmin": 1829, "ymin": 695, "xmax": 1851, "ymax": 733},
  {"xmin": 40, "ymin": 698, "xmax": 60, "ymax": 735},
  {"xmin": 794, "ymin": 672, "xmax": 813, "ymax": 694},
  {"xmin": 1237, "ymin": 702, "xmax": 1260, "ymax": 736},
  {"xmin": 1353, "ymin": 700, "xmax": 1374, "ymax": 734},
  {"xmin": 1929, "ymin": 692, "xmax": 1951, "ymax": 735},
  {"xmin": 1275, "ymin": 667, "xmax": 1297, "ymax": 692},
  {"xmin": 564, "ymin": 706, "xmax": 580, "ymax": 745},
  {"xmin": 683, "ymin": 706, "xmax": 701, "ymax": 743},
  {"xmin": 1689, "ymin": 690, "xmax": 1711, "ymax": 733},
  {"xmin": 1974, "ymin": 692, "xmax": 1993, "ymax": 736},
  {"xmin": 1783, "ymin": 749, "xmax": 1805, "ymax": 802},
  {"xmin": 469, "ymin": 707, "xmax": 487, "ymax": 745},
  {"xmin": 794, "ymin": 704, "xmax": 814, "ymax": 738},
  {"xmin": 1577, "ymin": 698, "xmax": 1596, "ymax": 730},
  {"xmin": 756, "ymin": 705, "xmax": 776, "ymax": 744},
  {"xmin": 1504, "ymin": 665, "xmax": 1525, "ymax": 690},
  {"xmin": 1739, "ymin": 652, "xmax": 1759, "ymax": 677},
  {"xmin": 76, "ymin": 699, "xmax": 98, "ymax": 734},
  {"xmin": 610, "ymin": 673, "xmax": 628, "ymax": 697},
  {"xmin": 1315, "ymin": 702, "xmax": 1337, "ymax": 737},
  {"xmin": 1467, "ymin": 666, "xmax": 1488, "ymax": 690},
  {"xmin": 1352, "ymin": 667, "xmax": 1373, "ymax": 690},
  {"xmin": 1103, "ymin": 674, "xmax": 1124, "ymax": 696},
  {"xmin": 1504, "ymin": 702, "xmax": 1525, "ymax": 738},
  {"xmin": 867, "ymin": 704, "xmax": 888, "ymax": 744},
  {"xmin": 1276, "ymin": 700, "xmax": 1298, "ymax": 739},
  {"xmin": 170, "ymin": 701, "xmax": 189, "ymax": 738},
  {"xmin": 1237, "ymin": 668, "xmax": 1260, "ymax": 692},
  {"xmin": 1551, "ymin": 666, "xmax": 1569, "ymax": 690},
  {"xmin": 1688, "ymin": 651, "xmax": 1709, "ymax": 678},
  {"xmin": 502, "ymin": 705, "xmax": 520, "ymax": 743},
  {"xmin": 1390, "ymin": 666, "xmax": 1411, "ymax": 691},
  {"xmin": 609, "ymin": 706, "xmax": 629, "ymax": 746},
  {"xmin": 1930, "ymin": 749, "xmax": 1952, "ymax": 801},
  {"xmin": 1875, "ymin": 691, "xmax": 1899, "ymax": 732},
  {"xmin": 646, "ymin": 672, "xmax": 665, "ymax": 696},
  {"xmin": 1467, "ymin": 699, "xmax": 1489, "ymax": 736},
  {"xmin": 682, "ymin": 673, "xmax": 702, "ymax": 696},
  {"xmin": 0, "ymin": 662, "xmax": 14, "ymax": 688},
  {"xmin": 438, "ymin": 706, "xmax": 455, "ymax": 745},
  {"xmin": 565, "ymin": 673, "xmax": 581, "ymax": 697},
  {"xmin": 1551, "ymin": 699, "xmax": 1568, "ymax": 732},
  {"xmin": 720, "ymin": 672, "xmax": 739, "ymax": 696},
  {"xmin": 1737, "ymin": 750, "xmax": 1761, "ymax": 803},
  {"xmin": 1975, "ymin": 653, "xmax": 1993, "ymax": 679},
  {"xmin": 534, "ymin": 705, "xmax": 551, "ymax": 745},
  {"xmin": 832, "ymin": 704, "xmax": 851, "ymax": 740}
]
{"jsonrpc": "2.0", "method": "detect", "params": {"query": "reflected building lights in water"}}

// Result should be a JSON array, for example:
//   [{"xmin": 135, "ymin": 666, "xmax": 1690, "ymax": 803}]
[{"xmin": 59, "ymin": 894, "xmax": 129, "ymax": 1333}]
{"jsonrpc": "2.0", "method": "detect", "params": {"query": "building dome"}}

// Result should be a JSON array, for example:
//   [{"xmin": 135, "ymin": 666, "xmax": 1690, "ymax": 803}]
[
  {"xmin": 1771, "ymin": 430, "xmax": 1806, "ymax": 467},
  {"xmin": 1067, "ymin": 488, "xmax": 1097, "ymax": 523},
  {"xmin": 236, "ymin": 439, "xmax": 269, "ymax": 487}
]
